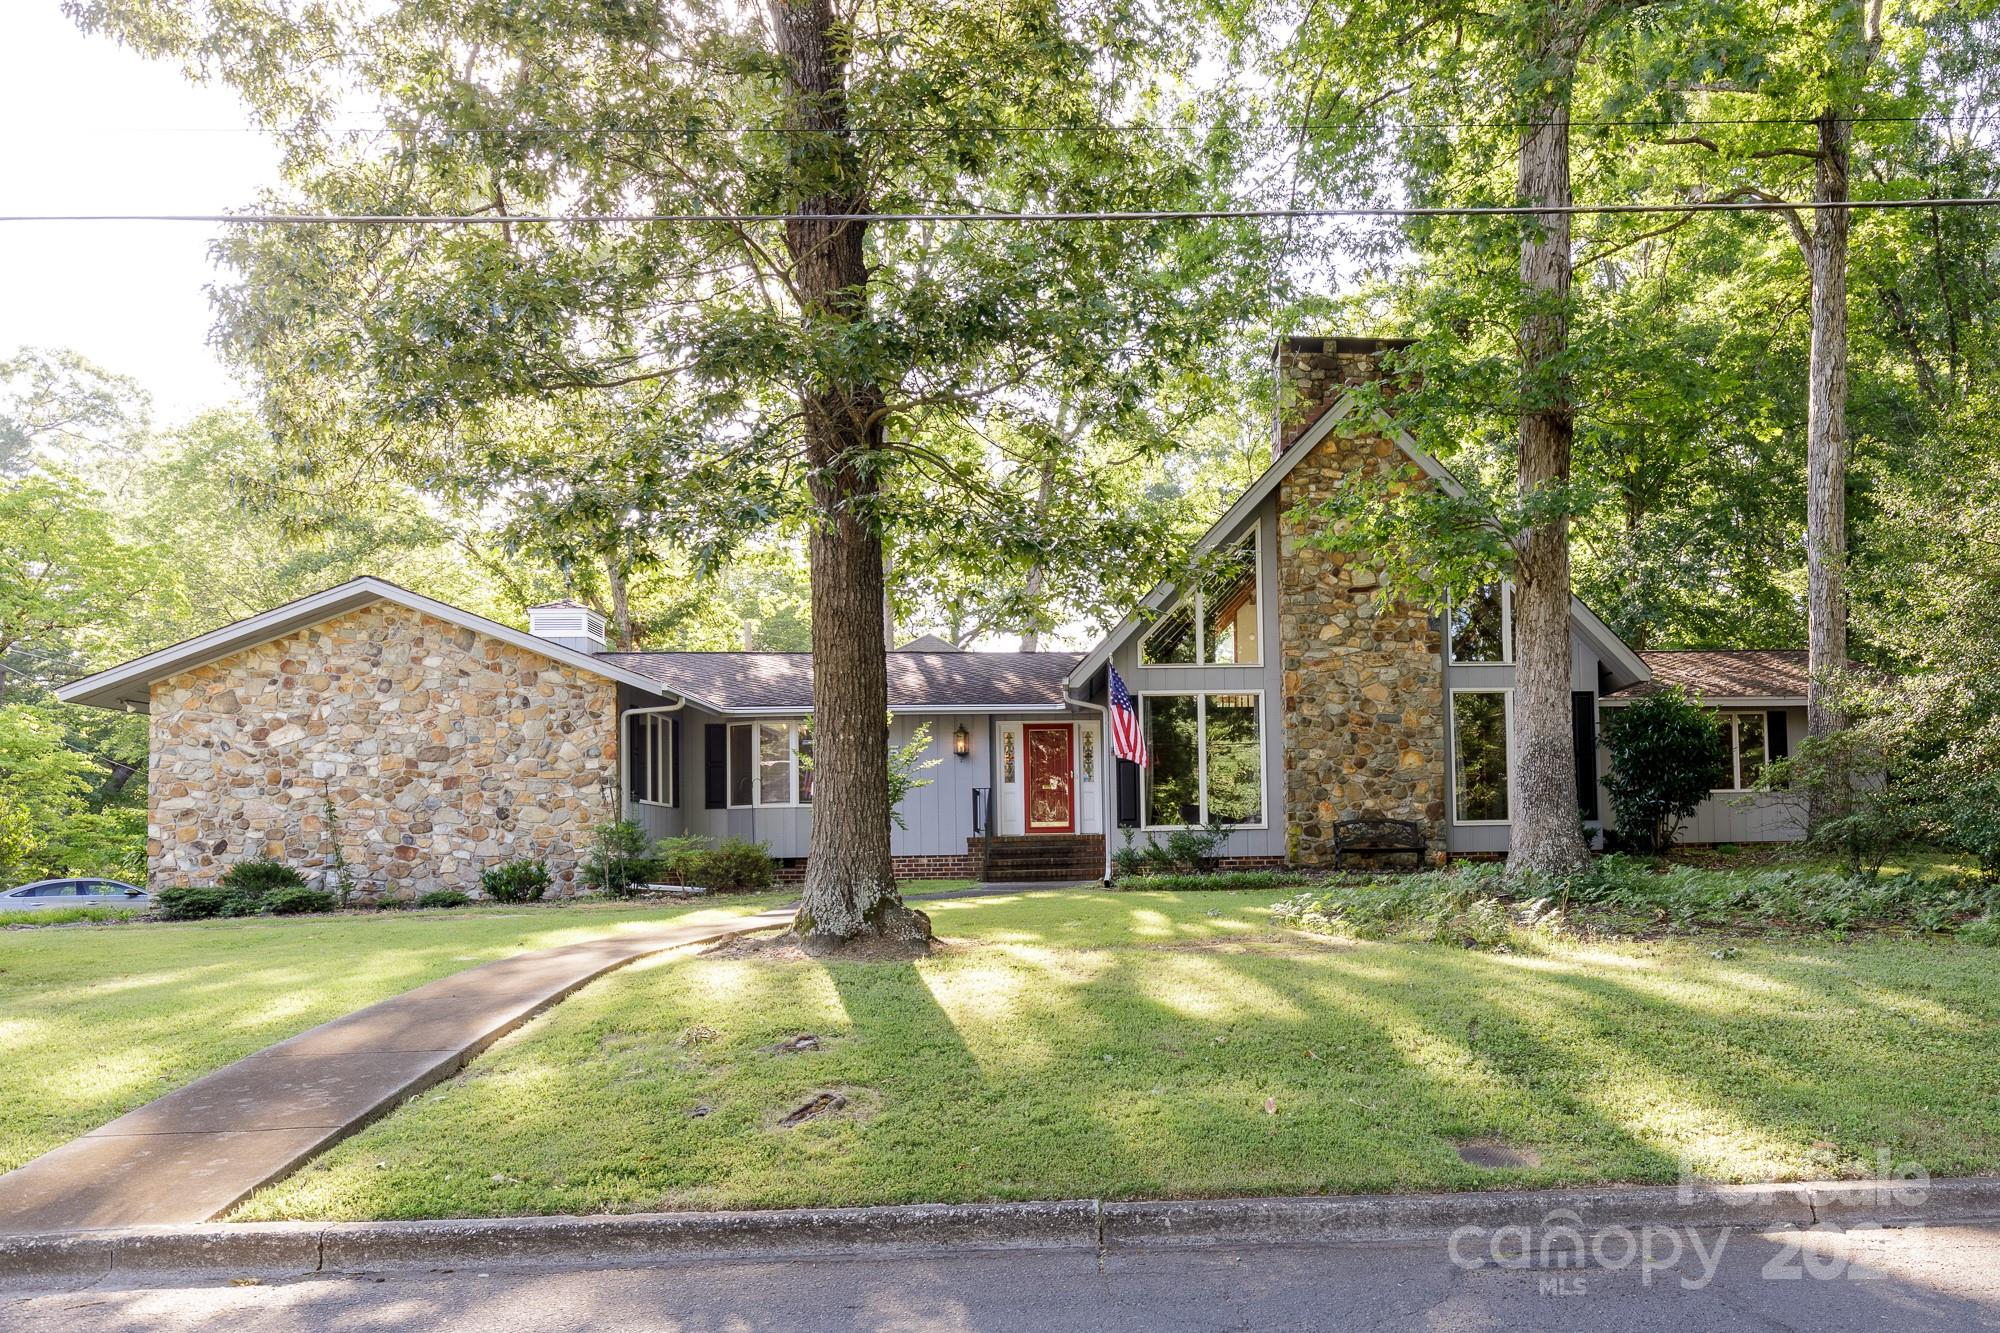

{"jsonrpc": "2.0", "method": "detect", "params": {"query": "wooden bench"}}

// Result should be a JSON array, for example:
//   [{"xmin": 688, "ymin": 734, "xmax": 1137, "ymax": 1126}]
[{"xmin": 1331, "ymin": 817, "xmax": 1428, "ymax": 871}]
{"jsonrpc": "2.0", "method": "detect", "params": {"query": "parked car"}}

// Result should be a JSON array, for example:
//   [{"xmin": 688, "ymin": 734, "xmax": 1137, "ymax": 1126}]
[{"xmin": 1, "ymin": 878, "xmax": 150, "ymax": 909}]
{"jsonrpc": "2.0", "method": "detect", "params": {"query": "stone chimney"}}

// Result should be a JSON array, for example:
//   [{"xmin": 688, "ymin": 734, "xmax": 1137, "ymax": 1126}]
[
  {"xmin": 1272, "ymin": 335, "xmax": 1416, "ymax": 461},
  {"xmin": 527, "ymin": 601, "xmax": 607, "ymax": 655}
]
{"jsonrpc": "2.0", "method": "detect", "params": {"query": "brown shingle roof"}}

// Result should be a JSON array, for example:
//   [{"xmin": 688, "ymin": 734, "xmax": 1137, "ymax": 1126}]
[
  {"xmin": 598, "ymin": 650, "xmax": 1081, "ymax": 712},
  {"xmin": 1608, "ymin": 649, "xmax": 1811, "ymax": 701}
]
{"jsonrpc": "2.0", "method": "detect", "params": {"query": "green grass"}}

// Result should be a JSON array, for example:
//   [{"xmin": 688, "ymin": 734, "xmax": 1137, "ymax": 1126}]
[
  {"xmin": 0, "ymin": 891, "xmax": 803, "ymax": 1172},
  {"xmin": 232, "ymin": 889, "xmax": 2000, "ymax": 1221},
  {"xmin": 0, "ymin": 906, "xmax": 145, "ymax": 928}
]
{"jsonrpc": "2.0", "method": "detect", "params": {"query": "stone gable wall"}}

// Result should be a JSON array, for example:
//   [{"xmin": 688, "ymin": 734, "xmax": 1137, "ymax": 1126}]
[
  {"xmin": 1275, "ymin": 341, "xmax": 1447, "ymax": 862},
  {"xmin": 149, "ymin": 601, "xmax": 618, "ymax": 897}
]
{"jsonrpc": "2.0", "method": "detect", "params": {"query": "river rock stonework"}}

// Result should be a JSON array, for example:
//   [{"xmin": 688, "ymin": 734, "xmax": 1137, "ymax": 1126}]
[
  {"xmin": 148, "ymin": 601, "xmax": 618, "ymax": 897},
  {"xmin": 1274, "ymin": 337, "xmax": 1447, "ymax": 862}
]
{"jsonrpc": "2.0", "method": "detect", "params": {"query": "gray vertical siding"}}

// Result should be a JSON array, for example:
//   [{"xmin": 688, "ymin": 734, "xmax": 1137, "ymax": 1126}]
[
  {"xmin": 1108, "ymin": 502, "xmax": 1289, "ymax": 861},
  {"xmin": 647, "ymin": 705, "xmax": 1004, "ymax": 859}
]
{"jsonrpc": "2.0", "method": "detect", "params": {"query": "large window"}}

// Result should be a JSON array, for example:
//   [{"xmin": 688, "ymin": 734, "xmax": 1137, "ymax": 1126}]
[
  {"xmin": 1140, "ymin": 533, "xmax": 1261, "ymax": 666},
  {"xmin": 1451, "ymin": 690, "xmax": 1510, "ymax": 823},
  {"xmin": 1141, "ymin": 691, "xmax": 1265, "ymax": 827},
  {"xmin": 630, "ymin": 714, "xmax": 676, "ymax": 807},
  {"xmin": 1448, "ymin": 584, "xmax": 1511, "ymax": 663},
  {"xmin": 1717, "ymin": 712, "xmax": 1767, "ymax": 792},
  {"xmin": 728, "ymin": 720, "xmax": 811, "ymax": 808}
]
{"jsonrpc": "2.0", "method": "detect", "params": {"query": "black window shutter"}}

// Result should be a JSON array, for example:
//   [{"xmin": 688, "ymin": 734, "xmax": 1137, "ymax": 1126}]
[
  {"xmin": 1571, "ymin": 691, "xmax": 1600, "ymax": 821},
  {"xmin": 1766, "ymin": 710, "xmax": 1789, "ymax": 760},
  {"xmin": 703, "ymin": 723, "xmax": 727, "ymax": 809},
  {"xmin": 1116, "ymin": 759, "xmax": 1140, "ymax": 827},
  {"xmin": 670, "ymin": 718, "xmax": 682, "ymax": 808}
]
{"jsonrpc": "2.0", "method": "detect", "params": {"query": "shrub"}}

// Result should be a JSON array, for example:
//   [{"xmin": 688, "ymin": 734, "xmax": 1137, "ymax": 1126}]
[
  {"xmin": 580, "ymin": 820, "xmax": 653, "ymax": 898},
  {"xmin": 1130, "ymin": 823, "xmax": 1230, "ymax": 876},
  {"xmin": 154, "ymin": 885, "xmax": 235, "ymax": 921},
  {"xmin": 1602, "ymin": 688, "xmax": 1730, "ymax": 854},
  {"xmin": 373, "ymin": 893, "xmax": 411, "ymax": 911},
  {"xmin": 416, "ymin": 888, "xmax": 471, "ymax": 909},
  {"xmin": 651, "ymin": 835, "xmax": 711, "ymax": 885},
  {"xmin": 1960, "ymin": 915, "xmax": 2000, "ymax": 946},
  {"xmin": 218, "ymin": 859, "xmax": 307, "ymax": 897},
  {"xmin": 481, "ymin": 858, "xmax": 551, "ymax": 903},
  {"xmin": 688, "ymin": 837, "xmax": 776, "ymax": 891},
  {"xmin": 1117, "ymin": 870, "xmax": 1308, "ymax": 892},
  {"xmin": 1110, "ymin": 830, "xmax": 1145, "ymax": 880},
  {"xmin": 263, "ymin": 886, "xmax": 338, "ymax": 915}
]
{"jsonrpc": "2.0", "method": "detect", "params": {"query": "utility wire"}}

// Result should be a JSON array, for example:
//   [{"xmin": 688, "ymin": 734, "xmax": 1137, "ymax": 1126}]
[
  {"xmin": 6, "ymin": 196, "xmax": 2000, "ymax": 226},
  {"xmin": 48, "ymin": 110, "xmax": 2000, "ymax": 135}
]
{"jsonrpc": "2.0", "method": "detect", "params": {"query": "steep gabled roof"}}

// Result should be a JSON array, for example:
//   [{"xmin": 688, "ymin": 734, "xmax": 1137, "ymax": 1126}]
[
  {"xmin": 1606, "ymin": 649, "xmax": 1812, "ymax": 704},
  {"xmin": 54, "ymin": 576, "xmax": 689, "ymax": 713},
  {"xmin": 600, "ymin": 650, "xmax": 1080, "ymax": 713},
  {"xmin": 1065, "ymin": 390, "xmax": 1652, "ymax": 690}
]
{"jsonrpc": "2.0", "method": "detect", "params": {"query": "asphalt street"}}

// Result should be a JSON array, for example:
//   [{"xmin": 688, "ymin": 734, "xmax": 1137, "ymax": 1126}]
[{"xmin": 7, "ymin": 1221, "xmax": 1999, "ymax": 1331}]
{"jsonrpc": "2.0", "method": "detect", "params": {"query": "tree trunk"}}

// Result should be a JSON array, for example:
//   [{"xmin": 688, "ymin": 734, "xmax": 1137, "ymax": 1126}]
[
  {"xmin": 603, "ymin": 553, "xmax": 633, "ymax": 651},
  {"xmin": 1804, "ymin": 109, "xmax": 1852, "ymax": 759},
  {"xmin": 1506, "ymin": 35, "xmax": 1591, "ymax": 879},
  {"xmin": 771, "ymin": 0, "xmax": 928, "ymax": 951}
]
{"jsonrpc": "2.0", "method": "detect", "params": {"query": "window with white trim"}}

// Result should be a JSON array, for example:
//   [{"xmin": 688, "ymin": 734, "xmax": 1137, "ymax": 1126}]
[
  {"xmin": 1140, "ymin": 691, "xmax": 1264, "ymax": 827},
  {"xmin": 1451, "ymin": 690, "xmax": 1510, "ymax": 823},
  {"xmin": 1140, "ymin": 532, "xmax": 1261, "ymax": 666},
  {"xmin": 1716, "ymin": 711, "xmax": 1768, "ymax": 792},
  {"xmin": 630, "ymin": 714, "xmax": 676, "ymax": 807},
  {"xmin": 728, "ymin": 720, "xmax": 811, "ymax": 808},
  {"xmin": 1448, "ymin": 584, "xmax": 1511, "ymax": 664}
]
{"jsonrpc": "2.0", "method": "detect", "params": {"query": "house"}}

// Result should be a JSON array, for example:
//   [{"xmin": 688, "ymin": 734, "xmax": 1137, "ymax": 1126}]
[{"xmin": 56, "ymin": 337, "xmax": 1807, "ymax": 895}]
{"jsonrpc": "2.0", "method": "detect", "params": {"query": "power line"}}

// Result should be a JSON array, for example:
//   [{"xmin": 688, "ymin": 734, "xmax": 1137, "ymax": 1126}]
[
  {"xmin": 46, "ymin": 110, "xmax": 1999, "ymax": 136},
  {"xmin": 5, "ymin": 196, "xmax": 2000, "ymax": 226}
]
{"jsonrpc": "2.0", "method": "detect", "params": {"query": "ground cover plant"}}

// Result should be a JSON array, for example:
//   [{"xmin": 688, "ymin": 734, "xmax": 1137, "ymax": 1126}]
[
  {"xmin": 232, "ymin": 888, "xmax": 2000, "ymax": 1222},
  {"xmin": 1270, "ymin": 854, "xmax": 1997, "ymax": 943}
]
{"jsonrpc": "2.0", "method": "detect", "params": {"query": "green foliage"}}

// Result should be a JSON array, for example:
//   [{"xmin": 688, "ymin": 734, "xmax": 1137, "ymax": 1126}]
[
  {"xmin": 1271, "ymin": 856, "xmax": 1993, "ymax": 943},
  {"xmin": 579, "ymin": 820, "xmax": 654, "ymax": 899},
  {"xmin": 218, "ymin": 860, "xmax": 307, "ymax": 897},
  {"xmin": 1602, "ymin": 688, "xmax": 1731, "ymax": 854},
  {"xmin": 263, "ymin": 886, "xmax": 338, "ymax": 915},
  {"xmin": 1110, "ymin": 829, "xmax": 1145, "ymax": 879},
  {"xmin": 1129, "ymin": 823, "xmax": 1231, "ymax": 876},
  {"xmin": 1112, "ymin": 869, "xmax": 1308, "ymax": 892},
  {"xmin": 0, "ymin": 703, "xmax": 103, "ymax": 882},
  {"xmin": 885, "ymin": 722, "xmax": 943, "ymax": 829},
  {"xmin": 153, "ymin": 885, "xmax": 236, "ymax": 921},
  {"xmin": 41, "ymin": 807, "xmax": 147, "ymax": 882},
  {"xmin": 686, "ymin": 838, "xmax": 777, "ymax": 892},
  {"xmin": 480, "ymin": 859, "xmax": 550, "ymax": 904},
  {"xmin": 0, "ymin": 905, "xmax": 143, "ymax": 928},
  {"xmin": 1960, "ymin": 916, "xmax": 2000, "ymax": 947},
  {"xmin": 415, "ymin": 889, "xmax": 472, "ymax": 910}
]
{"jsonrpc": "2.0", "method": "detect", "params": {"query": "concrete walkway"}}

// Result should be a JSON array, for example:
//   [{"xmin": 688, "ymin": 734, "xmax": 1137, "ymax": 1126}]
[{"xmin": 0, "ymin": 906, "xmax": 796, "ymax": 1234}]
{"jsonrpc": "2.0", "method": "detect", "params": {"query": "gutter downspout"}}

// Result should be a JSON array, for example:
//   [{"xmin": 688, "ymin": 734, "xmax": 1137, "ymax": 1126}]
[
  {"xmin": 618, "ymin": 698, "xmax": 686, "ymax": 819},
  {"xmin": 1067, "ymin": 691, "xmax": 1116, "ymax": 887}
]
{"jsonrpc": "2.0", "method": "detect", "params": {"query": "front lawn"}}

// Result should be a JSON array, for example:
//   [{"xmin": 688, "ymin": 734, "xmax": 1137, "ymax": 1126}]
[
  {"xmin": 0, "ymin": 891, "xmax": 811, "ymax": 1172},
  {"xmin": 233, "ymin": 889, "xmax": 2000, "ymax": 1221}
]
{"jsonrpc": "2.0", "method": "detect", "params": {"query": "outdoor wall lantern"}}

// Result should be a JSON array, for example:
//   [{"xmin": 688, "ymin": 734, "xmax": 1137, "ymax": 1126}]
[{"xmin": 952, "ymin": 724, "xmax": 971, "ymax": 758}]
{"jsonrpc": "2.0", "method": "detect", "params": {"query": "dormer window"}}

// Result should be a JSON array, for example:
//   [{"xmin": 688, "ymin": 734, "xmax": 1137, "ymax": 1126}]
[{"xmin": 1141, "ymin": 532, "xmax": 1261, "ymax": 667}]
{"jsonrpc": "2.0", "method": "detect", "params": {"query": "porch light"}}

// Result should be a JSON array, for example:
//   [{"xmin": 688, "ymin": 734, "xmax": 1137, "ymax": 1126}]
[{"xmin": 952, "ymin": 724, "xmax": 971, "ymax": 758}]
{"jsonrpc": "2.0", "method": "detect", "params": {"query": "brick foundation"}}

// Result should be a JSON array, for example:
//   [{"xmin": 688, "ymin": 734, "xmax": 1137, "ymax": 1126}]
[{"xmin": 768, "ymin": 855, "xmax": 981, "ymax": 885}]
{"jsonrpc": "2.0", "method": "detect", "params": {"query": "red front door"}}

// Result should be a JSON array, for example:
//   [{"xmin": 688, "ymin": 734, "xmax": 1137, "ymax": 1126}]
[{"xmin": 1023, "ymin": 724, "xmax": 1075, "ymax": 833}]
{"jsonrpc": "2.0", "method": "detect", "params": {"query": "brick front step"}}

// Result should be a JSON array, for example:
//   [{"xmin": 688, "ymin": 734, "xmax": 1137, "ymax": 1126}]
[{"xmin": 968, "ymin": 833, "xmax": 1105, "ymax": 882}]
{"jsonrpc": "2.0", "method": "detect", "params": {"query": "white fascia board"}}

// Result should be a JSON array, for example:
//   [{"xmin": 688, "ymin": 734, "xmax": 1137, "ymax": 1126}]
[
  {"xmin": 54, "ymin": 576, "xmax": 695, "ymax": 713},
  {"xmin": 1065, "ymin": 388, "xmax": 1654, "ymax": 691}
]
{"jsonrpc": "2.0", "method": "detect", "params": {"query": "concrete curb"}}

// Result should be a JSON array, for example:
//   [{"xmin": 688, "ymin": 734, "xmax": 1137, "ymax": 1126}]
[{"xmin": 4, "ymin": 1178, "xmax": 1998, "ymax": 1282}]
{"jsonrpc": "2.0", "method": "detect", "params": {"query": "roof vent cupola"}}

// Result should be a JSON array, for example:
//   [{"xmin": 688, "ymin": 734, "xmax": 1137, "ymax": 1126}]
[{"xmin": 527, "ymin": 601, "xmax": 607, "ymax": 655}]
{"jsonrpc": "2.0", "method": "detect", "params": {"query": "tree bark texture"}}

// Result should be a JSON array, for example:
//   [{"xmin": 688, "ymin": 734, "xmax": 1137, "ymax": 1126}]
[
  {"xmin": 1507, "ymin": 28, "xmax": 1592, "ymax": 879},
  {"xmin": 1804, "ymin": 110, "xmax": 1852, "ymax": 750},
  {"xmin": 771, "ymin": 0, "xmax": 926, "ymax": 948}
]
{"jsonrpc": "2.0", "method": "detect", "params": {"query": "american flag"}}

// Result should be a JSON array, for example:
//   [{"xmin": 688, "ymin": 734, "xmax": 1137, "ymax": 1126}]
[{"xmin": 1107, "ymin": 666, "xmax": 1148, "ymax": 768}]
